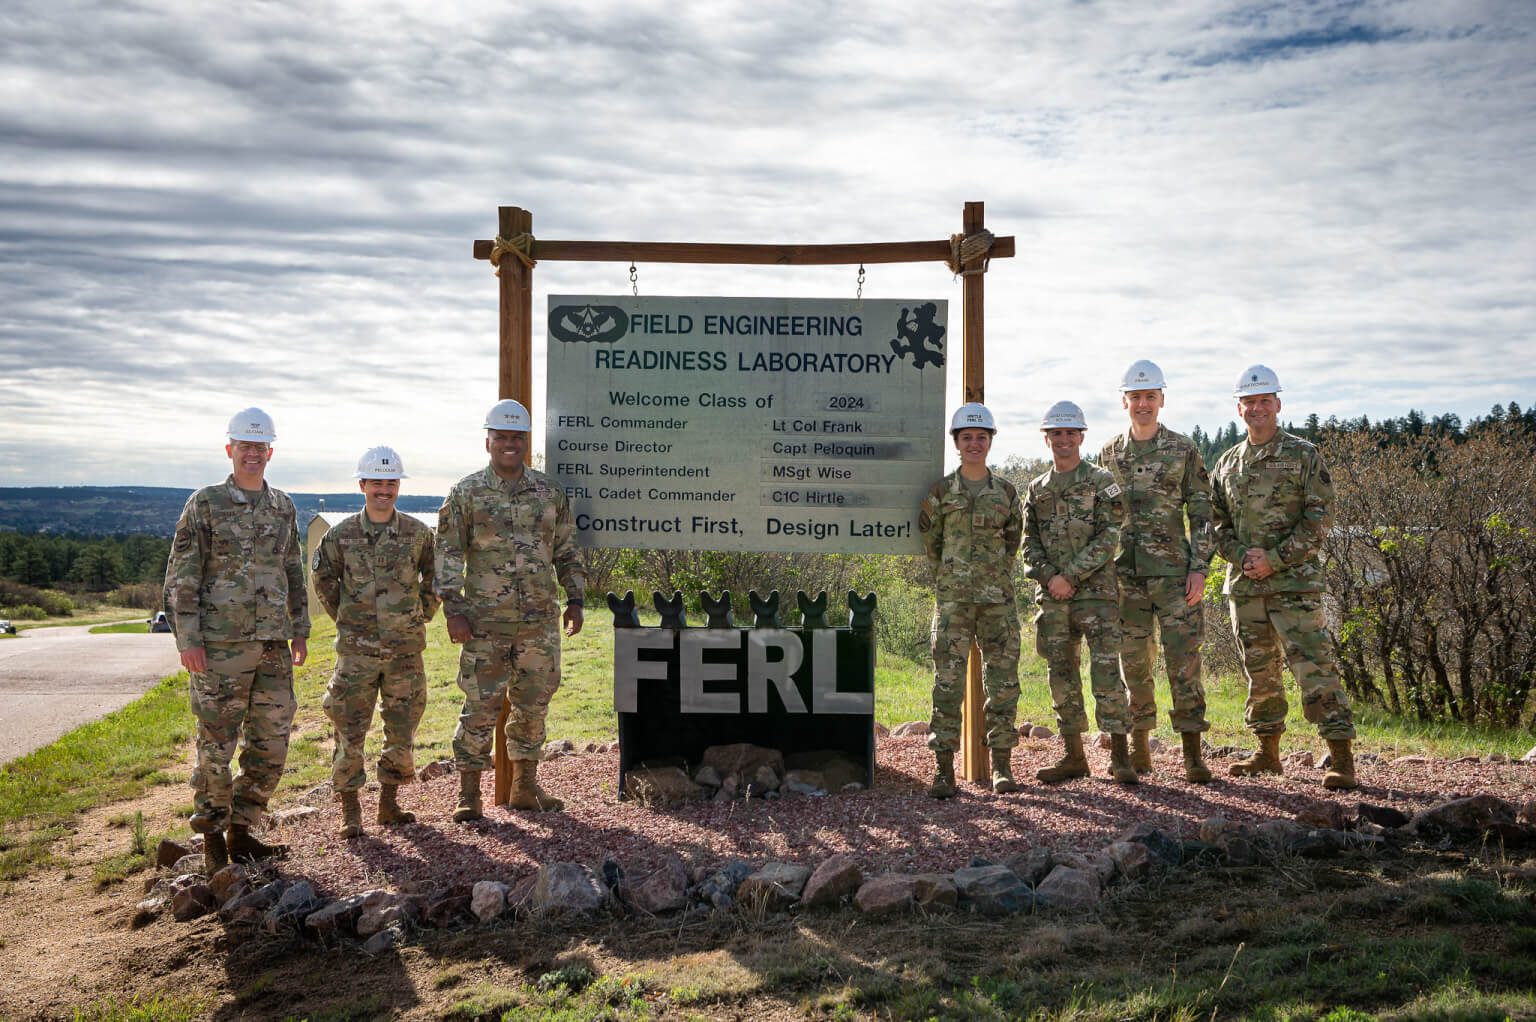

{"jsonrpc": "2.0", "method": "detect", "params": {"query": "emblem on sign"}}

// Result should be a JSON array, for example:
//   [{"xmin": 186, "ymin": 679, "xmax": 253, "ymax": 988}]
[{"xmin": 549, "ymin": 303, "xmax": 629, "ymax": 344}]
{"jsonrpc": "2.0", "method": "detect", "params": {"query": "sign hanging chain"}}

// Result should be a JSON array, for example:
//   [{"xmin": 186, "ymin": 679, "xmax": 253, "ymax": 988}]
[
  {"xmin": 856, "ymin": 263, "xmax": 865, "ymax": 301},
  {"xmin": 629, "ymin": 262, "xmax": 639, "ymax": 297}
]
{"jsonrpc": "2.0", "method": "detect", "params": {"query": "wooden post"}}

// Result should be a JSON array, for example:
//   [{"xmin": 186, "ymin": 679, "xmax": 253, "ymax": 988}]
[
  {"xmin": 959, "ymin": 201, "xmax": 989, "ymax": 785},
  {"xmin": 493, "ymin": 205, "xmax": 535, "ymax": 807}
]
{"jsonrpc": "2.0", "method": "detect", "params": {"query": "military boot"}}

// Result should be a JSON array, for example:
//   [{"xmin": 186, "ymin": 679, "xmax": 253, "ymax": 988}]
[
  {"xmin": 377, "ymin": 783, "xmax": 416, "ymax": 825},
  {"xmin": 1181, "ymin": 731, "xmax": 1213, "ymax": 783},
  {"xmin": 203, "ymin": 831, "xmax": 228, "ymax": 875},
  {"xmin": 1109, "ymin": 733, "xmax": 1140, "ymax": 784},
  {"xmin": 509, "ymin": 759, "xmax": 565, "ymax": 811},
  {"xmin": 226, "ymin": 824, "xmax": 289, "ymax": 862},
  {"xmin": 452, "ymin": 770, "xmax": 483, "ymax": 822},
  {"xmin": 927, "ymin": 751, "xmax": 956, "ymax": 799},
  {"xmin": 1228, "ymin": 734, "xmax": 1284, "ymax": 777},
  {"xmin": 1322, "ymin": 738, "xmax": 1357, "ymax": 790},
  {"xmin": 990, "ymin": 749, "xmax": 1019, "ymax": 794},
  {"xmin": 1036, "ymin": 733, "xmax": 1089, "ymax": 783},
  {"xmin": 338, "ymin": 790, "xmax": 364, "ymax": 839},
  {"xmin": 1131, "ymin": 728, "xmax": 1155, "ymax": 774}
]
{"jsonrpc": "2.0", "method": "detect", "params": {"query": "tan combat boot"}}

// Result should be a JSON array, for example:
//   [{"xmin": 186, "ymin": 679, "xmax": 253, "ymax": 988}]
[
  {"xmin": 990, "ymin": 748, "xmax": 1019, "ymax": 794},
  {"xmin": 1228, "ymin": 734, "xmax": 1284, "ymax": 777},
  {"xmin": 377, "ymin": 783, "xmax": 416, "ymax": 825},
  {"xmin": 203, "ymin": 831, "xmax": 228, "ymax": 875},
  {"xmin": 1109, "ymin": 733, "xmax": 1140, "ymax": 784},
  {"xmin": 1036, "ymin": 733, "xmax": 1089, "ymax": 783},
  {"xmin": 452, "ymin": 770, "xmax": 483, "ymax": 822},
  {"xmin": 927, "ymin": 751, "xmax": 956, "ymax": 798},
  {"xmin": 338, "ymin": 790, "xmax": 363, "ymax": 839},
  {"xmin": 508, "ymin": 760, "xmax": 564, "ymax": 812},
  {"xmin": 1322, "ymin": 738, "xmax": 1357, "ymax": 790},
  {"xmin": 1181, "ymin": 732, "xmax": 1213, "ymax": 783},
  {"xmin": 227, "ymin": 824, "xmax": 289, "ymax": 862},
  {"xmin": 1131, "ymin": 728, "xmax": 1155, "ymax": 774}
]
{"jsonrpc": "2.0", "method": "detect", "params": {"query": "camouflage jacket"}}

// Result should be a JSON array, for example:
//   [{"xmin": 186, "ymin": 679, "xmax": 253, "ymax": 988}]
[
  {"xmin": 918, "ymin": 469, "xmax": 1022, "ymax": 604},
  {"xmin": 434, "ymin": 465, "xmax": 585, "ymax": 634},
  {"xmin": 1022, "ymin": 461, "xmax": 1126, "ymax": 602},
  {"xmin": 163, "ymin": 476, "xmax": 309, "ymax": 651},
  {"xmin": 1099, "ymin": 425, "xmax": 1215, "ymax": 578},
  {"xmin": 311, "ymin": 511, "xmax": 440, "ymax": 657},
  {"xmin": 1210, "ymin": 431, "xmax": 1333, "ymax": 596}
]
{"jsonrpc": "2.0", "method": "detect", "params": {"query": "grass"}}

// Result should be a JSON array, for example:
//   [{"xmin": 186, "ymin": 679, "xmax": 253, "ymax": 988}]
[
  {"xmin": 15, "ymin": 606, "xmax": 147, "ymax": 631},
  {"xmin": 68, "ymin": 993, "xmax": 203, "ymax": 1022},
  {"xmin": 89, "ymin": 620, "xmax": 152, "ymax": 634}
]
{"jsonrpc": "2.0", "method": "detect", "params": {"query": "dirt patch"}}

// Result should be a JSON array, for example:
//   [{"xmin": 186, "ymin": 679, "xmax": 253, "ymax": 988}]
[{"xmin": 0, "ymin": 739, "xmax": 1532, "ymax": 1020}]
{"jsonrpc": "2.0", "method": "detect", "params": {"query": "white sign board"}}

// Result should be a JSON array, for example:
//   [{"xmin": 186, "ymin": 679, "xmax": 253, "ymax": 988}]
[{"xmin": 545, "ymin": 295, "xmax": 949, "ymax": 554}]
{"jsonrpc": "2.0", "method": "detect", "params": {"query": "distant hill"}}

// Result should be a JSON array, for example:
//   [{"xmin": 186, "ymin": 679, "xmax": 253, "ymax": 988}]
[{"xmin": 0, "ymin": 486, "xmax": 445, "ymax": 537}]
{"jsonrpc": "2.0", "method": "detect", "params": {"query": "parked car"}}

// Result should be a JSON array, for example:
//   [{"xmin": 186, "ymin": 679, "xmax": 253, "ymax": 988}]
[
  {"xmin": 0, "ymin": 619, "xmax": 16, "ymax": 635},
  {"xmin": 148, "ymin": 612, "xmax": 172, "ymax": 633}
]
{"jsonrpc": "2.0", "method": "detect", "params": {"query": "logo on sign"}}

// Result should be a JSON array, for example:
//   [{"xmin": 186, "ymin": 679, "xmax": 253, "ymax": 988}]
[
  {"xmin": 549, "ymin": 303, "xmax": 629, "ymax": 344},
  {"xmin": 888, "ymin": 302, "xmax": 945, "ymax": 370}
]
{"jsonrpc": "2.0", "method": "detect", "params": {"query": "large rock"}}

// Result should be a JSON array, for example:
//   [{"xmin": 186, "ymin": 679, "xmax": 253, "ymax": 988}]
[
  {"xmin": 1220, "ymin": 835, "xmax": 1261, "ymax": 866},
  {"xmin": 362, "ymin": 926, "xmax": 402, "ymax": 954},
  {"xmin": 623, "ymin": 766, "xmax": 702, "ymax": 806},
  {"xmin": 700, "ymin": 743, "xmax": 785, "ymax": 782},
  {"xmin": 739, "ymin": 863, "xmax": 811, "ymax": 910},
  {"xmin": 1053, "ymin": 850, "xmax": 1116, "ymax": 883},
  {"xmin": 471, "ymin": 881, "xmax": 509, "ymax": 922},
  {"xmin": 953, "ymin": 864, "xmax": 1035, "ymax": 914},
  {"xmin": 170, "ymin": 883, "xmax": 217, "ymax": 922},
  {"xmin": 1035, "ymin": 866, "xmax": 1100, "ymax": 910},
  {"xmin": 422, "ymin": 883, "xmax": 473, "ymax": 928},
  {"xmin": 355, "ymin": 891, "xmax": 408, "ymax": 937},
  {"xmin": 532, "ymin": 862, "xmax": 608, "ymax": 916},
  {"xmin": 785, "ymin": 751, "xmax": 866, "ymax": 791},
  {"xmin": 621, "ymin": 855, "xmax": 689, "ymax": 914},
  {"xmin": 889, "ymin": 721, "xmax": 929, "ymax": 737},
  {"xmin": 417, "ymin": 759, "xmax": 454, "ymax": 782},
  {"xmin": 782, "ymin": 770, "xmax": 828, "ymax": 796},
  {"xmin": 208, "ymin": 864, "xmax": 249, "ymax": 904},
  {"xmin": 1104, "ymin": 841, "xmax": 1151, "ymax": 880},
  {"xmin": 1522, "ymin": 744, "xmax": 1536, "ymax": 763},
  {"xmin": 1296, "ymin": 801, "xmax": 1348, "ymax": 831},
  {"xmin": 1197, "ymin": 817, "xmax": 1228, "ymax": 843},
  {"xmin": 1255, "ymin": 819, "xmax": 1307, "ymax": 850},
  {"xmin": 912, "ymin": 874, "xmax": 957, "ymax": 911},
  {"xmin": 801, "ymin": 854, "xmax": 863, "ymax": 908},
  {"xmin": 854, "ymin": 875, "xmax": 916, "ymax": 915},
  {"xmin": 263, "ymin": 881, "xmax": 321, "ymax": 934},
  {"xmin": 1003, "ymin": 848, "xmax": 1055, "ymax": 886},
  {"xmin": 1408, "ymin": 795, "xmax": 1519, "ymax": 839},
  {"xmin": 1520, "ymin": 800, "xmax": 1536, "ymax": 825},
  {"xmin": 170, "ymin": 854, "xmax": 203, "ymax": 875},
  {"xmin": 220, "ymin": 878, "xmax": 287, "ymax": 924},
  {"xmin": 305, "ymin": 891, "xmax": 375, "ymax": 935},
  {"xmin": 269, "ymin": 806, "xmax": 318, "ymax": 826},
  {"xmin": 1113, "ymin": 824, "xmax": 1183, "ymax": 867},
  {"xmin": 155, "ymin": 839, "xmax": 191, "ymax": 869},
  {"xmin": 1355, "ymin": 803, "xmax": 1411, "ymax": 829}
]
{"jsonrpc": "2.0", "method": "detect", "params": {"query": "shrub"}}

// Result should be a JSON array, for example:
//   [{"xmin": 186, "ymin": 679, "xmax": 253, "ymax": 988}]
[{"xmin": 2, "ymin": 603, "xmax": 47, "ymax": 621}]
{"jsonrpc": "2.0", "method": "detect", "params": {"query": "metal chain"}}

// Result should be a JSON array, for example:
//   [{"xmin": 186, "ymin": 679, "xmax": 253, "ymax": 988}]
[
  {"xmin": 629, "ymin": 262, "xmax": 639, "ymax": 297},
  {"xmin": 856, "ymin": 263, "xmax": 865, "ymax": 300}
]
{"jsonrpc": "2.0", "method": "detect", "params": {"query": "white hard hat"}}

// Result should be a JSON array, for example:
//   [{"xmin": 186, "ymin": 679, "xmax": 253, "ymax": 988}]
[
  {"xmin": 1119, "ymin": 359, "xmax": 1166, "ymax": 392},
  {"xmin": 1233, "ymin": 364, "xmax": 1283, "ymax": 398},
  {"xmin": 227, "ymin": 407, "xmax": 275, "ymax": 443},
  {"xmin": 1040, "ymin": 400, "xmax": 1088, "ymax": 431},
  {"xmin": 484, "ymin": 399, "xmax": 532, "ymax": 432},
  {"xmin": 949, "ymin": 402, "xmax": 996, "ymax": 433},
  {"xmin": 355, "ymin": 445, "xmax": 407, "ymax": 480}
]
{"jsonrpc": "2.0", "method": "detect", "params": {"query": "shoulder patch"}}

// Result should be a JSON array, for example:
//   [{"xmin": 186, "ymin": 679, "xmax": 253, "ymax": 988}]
[
  {"xmin": 1102, "ymin": 482, "xmax": 1123, "ymax": 499},
  {"xmin": 311, "ymin": 548, "xmax": 322, "ymax": 572}
]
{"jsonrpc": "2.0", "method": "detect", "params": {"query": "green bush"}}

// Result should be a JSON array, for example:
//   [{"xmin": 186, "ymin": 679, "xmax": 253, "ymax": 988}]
[
  {"xmin": 106, "ymin": 584, "xmax": 161, "ymax": 611},
  {"xmin": 874, "ymin": 582, "xmax": 933, "ymax": 662},
  {"xmin": 1, "ymin": 603, "xmax": 47, "ymax": 621},
  {"xmin": 35, "ymin": 589, "xmax": 75, "ymax": 616}
]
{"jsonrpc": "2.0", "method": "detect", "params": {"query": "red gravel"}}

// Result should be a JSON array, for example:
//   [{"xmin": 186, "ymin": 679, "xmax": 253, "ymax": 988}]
[{"xmin": 277, "ymin": 735, "xmax": 1536, "ymax": 898}]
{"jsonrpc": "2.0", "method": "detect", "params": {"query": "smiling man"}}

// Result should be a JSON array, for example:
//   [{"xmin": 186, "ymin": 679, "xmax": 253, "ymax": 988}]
[
  {"xmin": 1211, "ymin": 365, "xmax": 1357, "ymax": 789},
  {"xmin": 1023, "ymin": 401, "xmax": 1137, "ymax": 785},
  {"xmin": 1098, "ymin": 360, "xmax": 1216, "ymax": 783},
  {"xmin": 435, "ymin": 399, "xmax": 585, "ymax": 821},
  {"xmin": 918, "ymin": 403, "xmax": 1024, "ymax": 798},
  {"xmin": 311, "ymin": 446, "xmax": 439, "ymax": 838},
  {"xmin": 164, "ymin": 407, "xmax": 309, "ymax": 873}
]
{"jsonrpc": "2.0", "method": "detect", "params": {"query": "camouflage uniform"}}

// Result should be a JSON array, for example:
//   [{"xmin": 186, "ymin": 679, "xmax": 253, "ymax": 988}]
[
  {"xmin": 164, "ymin": 477, "xmax": 309, "ymax": 832},
  {"xmin": 1210, "ymin": 431, "xmax": 1355, "ymax": 739},
  {"xmin": 1100, "ymin": 426, "xmax": 1215, "ymax": 733},
  {"xmin": 918, "ymin": 469, "xmax": 1023, "ymax": 754},
  {"xmin": 311, "ymin": 511, "xmax": 440, "ymax": 792},
  {"xmin": 435, "ymin": 465, "xmax": 585, "ymax": 769},
  {"xmin": 1022, "ymin": 462, "xmax": 1132, "ymax": 735}
]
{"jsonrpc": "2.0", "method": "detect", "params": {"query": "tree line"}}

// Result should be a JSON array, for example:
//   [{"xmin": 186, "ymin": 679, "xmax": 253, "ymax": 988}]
[
  {"xmin": 1191, "ymin": 400, "xmax": 1535, "ymax": 465},
  {"xmin": 0, "ymin": 532, "xmax": 171, "ymax": 591}
]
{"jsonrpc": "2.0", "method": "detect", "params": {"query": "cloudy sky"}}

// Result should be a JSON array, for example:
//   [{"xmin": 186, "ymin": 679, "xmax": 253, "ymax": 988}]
[{"xmin": 2, "ymin": 0, "xmax": 1532, "ymax": 496}]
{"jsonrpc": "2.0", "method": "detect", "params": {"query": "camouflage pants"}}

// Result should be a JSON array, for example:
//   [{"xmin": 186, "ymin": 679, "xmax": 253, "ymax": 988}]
[
  {"xmin": 1119, "ymin": 574, "xmax": 1208, "ymax": 732},
  {"xmin": 188, "ymin": 640, "xmax": 297, "ymax": 831},
  {"xmin": 452, "ymin": 625, "xmax": 561, "ymax": 770},
  {"xmin": 322, "ymin": 652, "xmax": 427, "ymax": 791},
  {"xmin": 1035, "ymin": 599, "xmax": 1130, "ymax": 735},
  {"xmin": 927, "ymin": 599, "xmax": 1021, "ymax": 754},
  {"xmin": 1229, "ymin": 592, "xmax": 1355, "ymax": 739}
]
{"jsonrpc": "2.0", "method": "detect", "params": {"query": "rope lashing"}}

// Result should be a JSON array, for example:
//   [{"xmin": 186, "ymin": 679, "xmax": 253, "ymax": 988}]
[
  {"xmin": 947, "ymin": 229, "xmax": 995, "ymax": 276},
  {"xmin": 489, "ymin": 233, "xmax": 537, "ymax": 276}
]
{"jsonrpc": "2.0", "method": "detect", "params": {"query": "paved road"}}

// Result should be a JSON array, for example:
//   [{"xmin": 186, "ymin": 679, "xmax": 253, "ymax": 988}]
[{"xmin": 0, "ymin": 624, "xmax": 184, "ymax": 765}]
